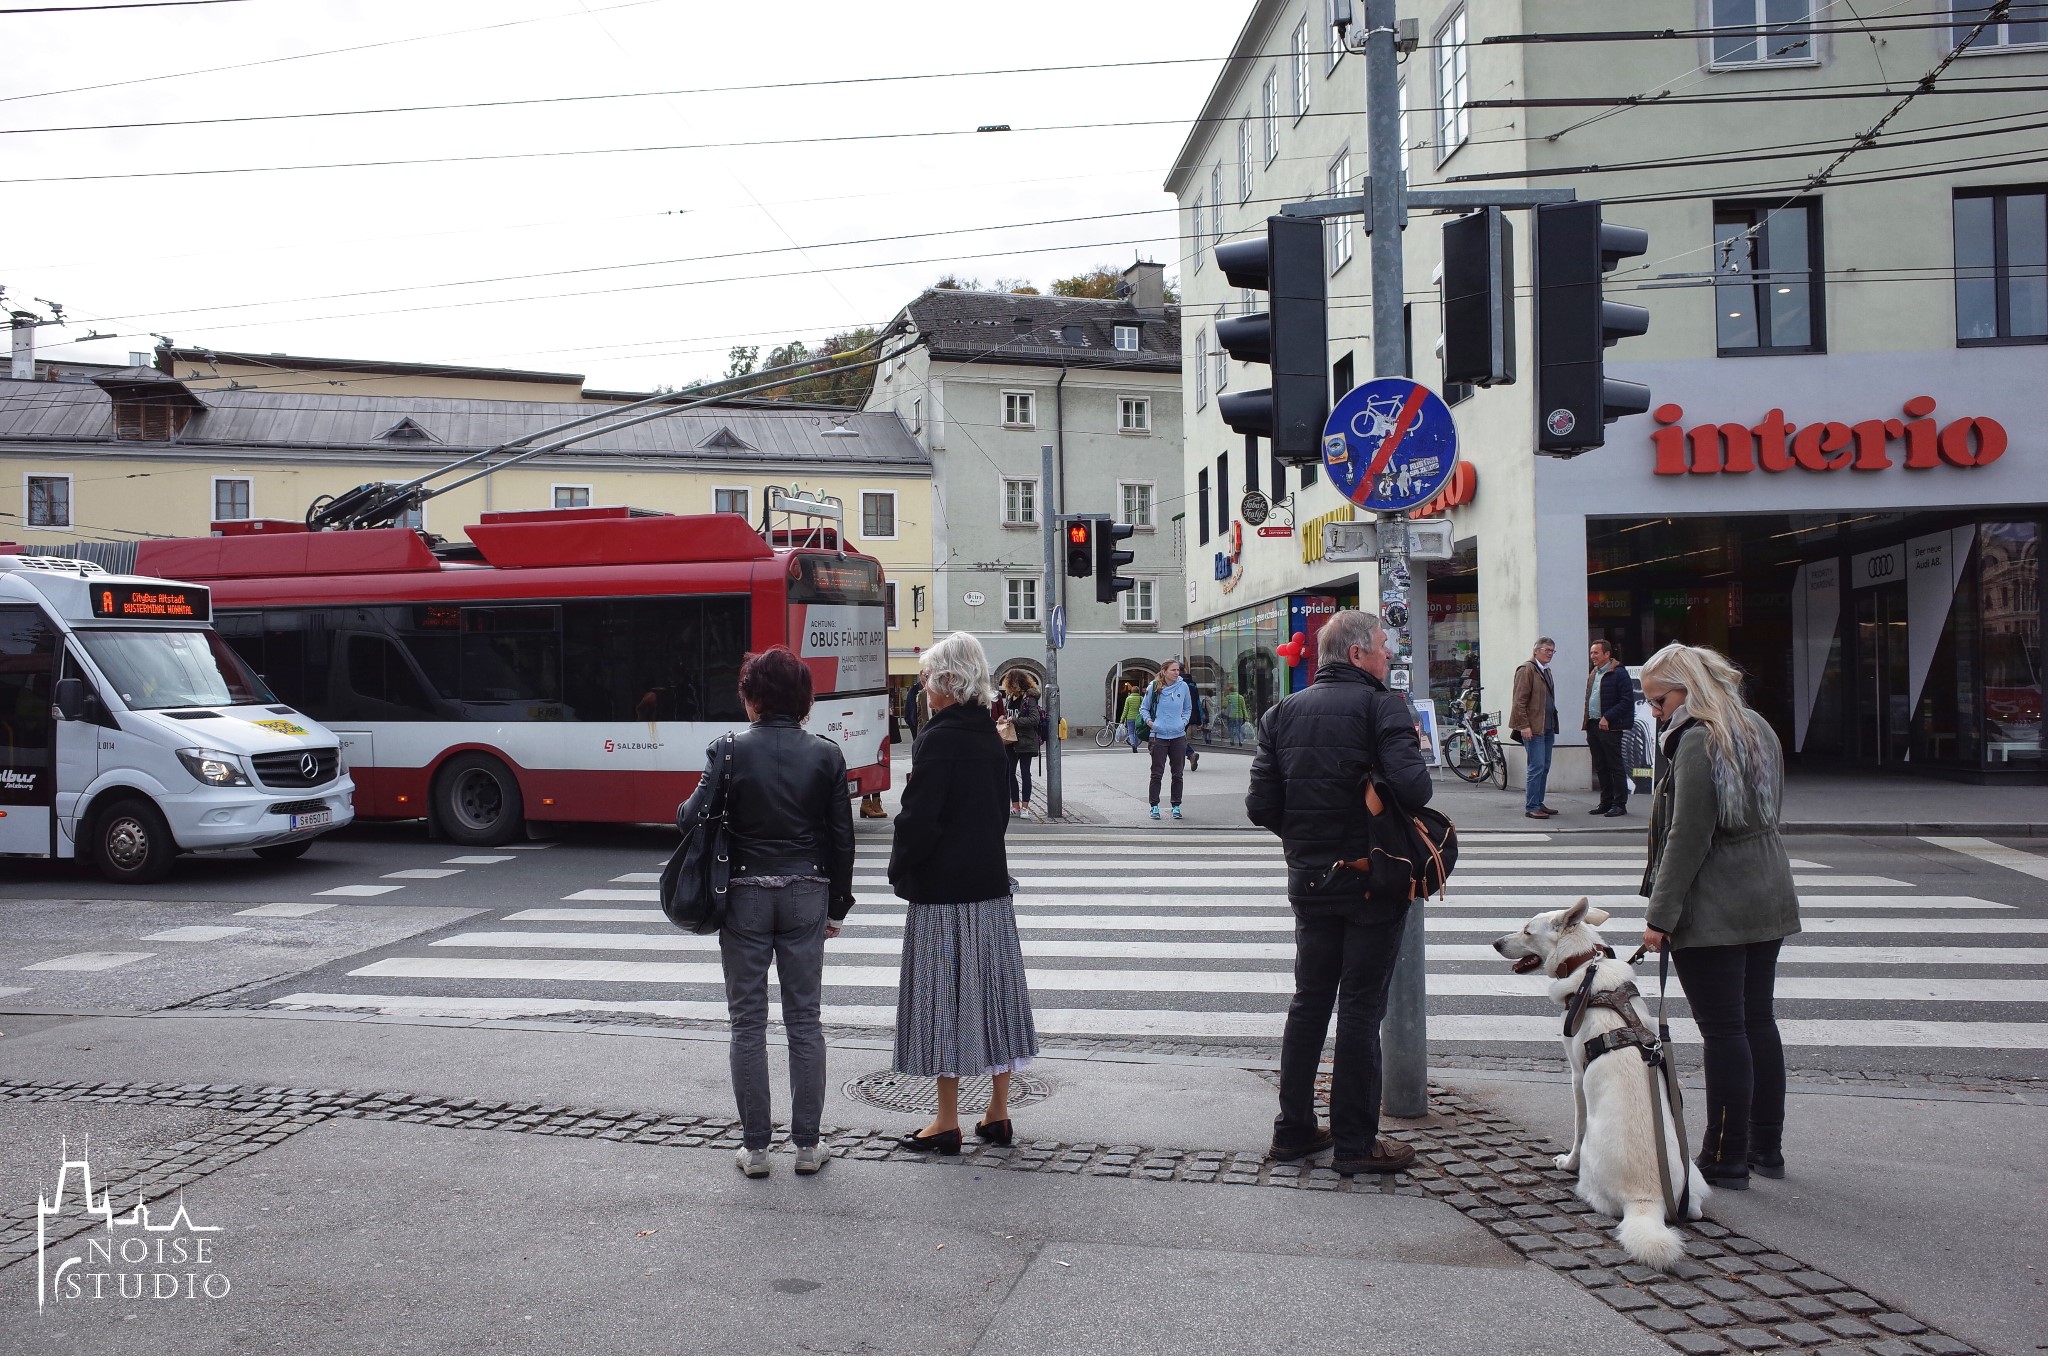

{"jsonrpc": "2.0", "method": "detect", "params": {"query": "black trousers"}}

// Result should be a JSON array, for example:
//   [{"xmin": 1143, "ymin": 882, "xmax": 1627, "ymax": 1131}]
[
  {"xmin": 1588, "ymin": 725, "xmax": 1629, "ymax": 808},
  {"xmin": 1671, "ymin": 939, "xmax": 1786, "ymax": 1171},
  {"xmin": 1276, "ymin": 900, "xmax": 1411, "ymax": 1157},
  {"xmin": 1008, "ymin": 746, "xmax": 1034, "ymax": 804}
]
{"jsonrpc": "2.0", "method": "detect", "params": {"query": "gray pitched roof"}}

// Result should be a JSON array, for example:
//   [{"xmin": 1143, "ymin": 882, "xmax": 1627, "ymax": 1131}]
[
  {"xmin": 0, "ymin": 380, "xmax": 929, "ymax": 469},
  {"xmin": 891, "ymin": 290, "xmax": 1181, "ymax": 372}
]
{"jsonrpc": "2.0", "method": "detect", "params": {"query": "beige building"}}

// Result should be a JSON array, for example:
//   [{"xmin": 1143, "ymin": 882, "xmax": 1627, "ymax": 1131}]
[{"xmin": 0, "ymin": 368, "xmax": 937, "ymax": 679}]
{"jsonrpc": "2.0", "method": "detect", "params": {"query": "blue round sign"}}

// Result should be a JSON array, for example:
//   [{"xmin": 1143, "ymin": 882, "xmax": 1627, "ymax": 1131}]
[{"xmin": 1321, "ymin": 377, "xmax": 1460, "ymax": 512}]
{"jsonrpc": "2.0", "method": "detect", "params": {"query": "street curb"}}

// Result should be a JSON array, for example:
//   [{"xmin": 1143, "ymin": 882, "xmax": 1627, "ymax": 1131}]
[{"xmin": 1779, "ymin": 821, "xmax": 2048, "ymax": 837}]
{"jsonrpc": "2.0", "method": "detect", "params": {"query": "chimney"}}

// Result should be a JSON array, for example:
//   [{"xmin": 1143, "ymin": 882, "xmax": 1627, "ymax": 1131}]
[
  {"xmin": 1120, "ymin": 260, "xmax": 1165, "ymax": 311},
  {"xmin": 9, "ymin": 312, "xmax": 33, "ymax": 380}
]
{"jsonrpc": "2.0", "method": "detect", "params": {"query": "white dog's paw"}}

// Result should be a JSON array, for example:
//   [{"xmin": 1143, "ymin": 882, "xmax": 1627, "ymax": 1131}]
[{"xmin": 1552, "ymin": 1152, "xmax": 1578, "ymax": 1172}]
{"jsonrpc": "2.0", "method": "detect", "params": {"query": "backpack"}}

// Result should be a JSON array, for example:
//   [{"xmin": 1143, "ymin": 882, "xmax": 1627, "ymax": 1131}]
[{"xmin": 1360, "ymin": 775, "xmax": 1459, "ymax": 901}]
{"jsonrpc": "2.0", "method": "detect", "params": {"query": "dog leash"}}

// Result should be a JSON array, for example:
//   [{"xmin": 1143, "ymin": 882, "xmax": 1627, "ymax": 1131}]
[{"xmin": 1621, "ymin": 942, "xmax": 1693, "ymax": 1223}]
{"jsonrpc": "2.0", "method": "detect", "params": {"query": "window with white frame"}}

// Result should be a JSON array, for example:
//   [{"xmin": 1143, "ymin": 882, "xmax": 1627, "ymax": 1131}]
[
  {"xmin": 1261, "ymin": 68, "xmax": 1280, "ymax": 163},
  {"xmin": 1950, "ymin": 1, "xmax": 2046, "ymax": 50},
  {"xmin": 1002, "ymin": 389, "xmax": 1036, "ymax": 428},
  {"xmin": 1119, "ymin": 480, "xmax": 1155, "ymax": 528},
  {"xmin": 1196, "ymin": 329, "xmax": 1210, "ymax": 409},
  {"xmin": 26, "ymin": 473, "xmax": 71, "ymax": 528},
  {"xmin": 1214, "ymin": 306, "xmax": 1229, "ymax": 390},
  {"xmin": 860, "ymin": 490, "xmax": 897, "ymax": 539},
  {"xmin": 1237, "ymin": 116, "xmax": 1253, "ymax": 202},
  {"xmin": 1398, "ymin": 79, "xmax": 1410, "ymax": 173},
  {"xmin": 1005, "ymin": 576, "xmax": 1038, "ymax": 625},
  {"xmin": 1241, "ymin": 287, "xmax": 1257, "ymax": 314},
  {"xmin": 1113, "ymin": 324, "xmax": 1139, "ymax": 351},
  {"xmin": 713, "ymin": 486, "xmax": 749, "ymax": 517},
  {"xmin": 1434, "ymin": 9, "xmax": 1469, "ymax": 161},
  {"xmin": 1709, "ymin": 0, "xmax": 1815, "ymax": 65},
  {"xmin": 552, "ymin": 484, "xmax": 591, "ymax": 509},
  {"xmin": 1121, "ymin": 578, "xmax": 1157, "ymax": 626},
  {"xmin": 1291, "ymin": 17, "xmax": 1311, "ymax": 118},
  {"xmin": 1119, "ymin": 397, "xmax": 1151, "ymax": 433},
  {"xmin": 885, "ymin": 581, "xmax": 899, "ymax": 630},
  {"xmin": 1003, "ymin": 477, "xmax": 1038, "ymax": 527},
  {"xmin": 1210, "ymin": 165, "xmax": 1223, "ymax": 245},
  {"xmin": 212, "ymin": 477, "xmax": 252, "ymax": 521},
  {"xmin": 1193, "ymin": 194, "xmax": 1206, "ymax": 267},
  {"xmin": 1327, "ymin": 152, "xmax": 1353, "ymax": 271},
  {"xmin": 910, "ymin": 396, "xmax": 923, "ymax": 435}
]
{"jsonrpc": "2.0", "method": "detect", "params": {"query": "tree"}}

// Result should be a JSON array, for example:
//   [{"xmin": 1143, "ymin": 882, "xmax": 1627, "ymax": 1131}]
[
  {"xmin": 992, "ymin": 277, "xmax": 1040, "ymax": 294},
  {"xmin": 724, "ymin": 345, "xmax": 759, "ymax": 379},
  {"xmin": 931, "ymin": 274, "xmax": 981, "ymax": 290},
  {"xmin": 1049, "ymin": 265, "xmax": 1123, "ymax": 299},
  {"xmin": 755, "ymin": 326, "xmax": 881, "ymax": 406}
]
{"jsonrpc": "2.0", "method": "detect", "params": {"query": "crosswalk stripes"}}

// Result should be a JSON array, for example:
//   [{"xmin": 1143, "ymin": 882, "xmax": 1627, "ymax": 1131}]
[{"xmin": 268, "ymin": 830, "xmax": 2048, "ymax": 1054}]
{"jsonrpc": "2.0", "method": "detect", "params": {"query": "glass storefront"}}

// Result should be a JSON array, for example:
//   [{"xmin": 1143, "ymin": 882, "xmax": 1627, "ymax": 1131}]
[{"xmin": 1185, "ymin": 587, "xmax": 1358, "ymax": 730}]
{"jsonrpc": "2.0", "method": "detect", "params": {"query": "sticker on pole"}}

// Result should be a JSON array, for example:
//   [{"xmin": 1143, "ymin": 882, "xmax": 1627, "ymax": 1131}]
[{"xmin": 1321, "ymin": 377, "xmax": 1460, "ymax": 512}]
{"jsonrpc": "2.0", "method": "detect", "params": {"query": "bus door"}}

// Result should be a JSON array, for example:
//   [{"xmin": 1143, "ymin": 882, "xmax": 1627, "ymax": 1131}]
[
  {"xmin": 53, "ymin": 645, "xmax": 114, "ymax": 846},
  {"xmin": 0, "ymin": 606, "xmax": 60, "ymax": 855}
]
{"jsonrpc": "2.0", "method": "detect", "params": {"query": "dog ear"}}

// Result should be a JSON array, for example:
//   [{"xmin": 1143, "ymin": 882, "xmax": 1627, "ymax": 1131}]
[
  {"xmin": 1584, "ymin": 906, "xmax": 1611, "ymax": 926},
  {"xmin": 1560, "ymin": 896, "xmax": 1591, "ymax": 928}
]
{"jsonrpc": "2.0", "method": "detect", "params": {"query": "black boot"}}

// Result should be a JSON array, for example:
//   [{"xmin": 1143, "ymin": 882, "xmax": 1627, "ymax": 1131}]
[{"xmin": 1749, "ymin": 1122, "xmax": 1785, "ymax": 1179}]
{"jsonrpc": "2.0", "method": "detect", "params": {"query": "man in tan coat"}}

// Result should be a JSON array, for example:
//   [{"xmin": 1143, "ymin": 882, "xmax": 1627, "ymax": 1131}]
[{"xmin": 1508, "ymin": 638, "xmax": 1559, "ymax": 819}]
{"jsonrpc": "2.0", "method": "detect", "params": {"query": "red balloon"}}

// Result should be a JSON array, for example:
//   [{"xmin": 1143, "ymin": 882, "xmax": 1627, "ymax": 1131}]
[{"xmin": 1276, "ymin": 630, "xmax": 1308, "ymax": 667}]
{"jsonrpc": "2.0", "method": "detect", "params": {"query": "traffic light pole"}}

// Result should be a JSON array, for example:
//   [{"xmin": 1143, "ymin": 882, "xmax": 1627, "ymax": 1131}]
[{"xmin": 1040, "ymin": 442, "xmax": 1063, "ymax": 821}]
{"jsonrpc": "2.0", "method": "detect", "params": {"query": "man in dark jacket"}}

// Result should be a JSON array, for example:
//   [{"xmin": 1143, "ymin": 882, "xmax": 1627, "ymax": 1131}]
[
  {"xmin": 1246, "ymin": 609, "xmax": 1430, "ymax": 1176},
  {"xmin": 1584, "ymin": 639, "xmax": 1634, "ymax": 817}
]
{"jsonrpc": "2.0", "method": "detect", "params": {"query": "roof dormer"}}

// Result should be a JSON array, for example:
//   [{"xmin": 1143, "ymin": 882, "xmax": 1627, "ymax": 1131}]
[{"xmin": 90, "ymin": 367, "xmax": 203, "ymax": 442}]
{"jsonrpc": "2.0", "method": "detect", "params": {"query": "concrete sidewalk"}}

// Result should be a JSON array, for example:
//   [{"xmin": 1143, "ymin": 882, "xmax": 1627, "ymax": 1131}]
[{"xmin": 1, "ymin": 1010, "xmax": 2037, "ymax": 1354}]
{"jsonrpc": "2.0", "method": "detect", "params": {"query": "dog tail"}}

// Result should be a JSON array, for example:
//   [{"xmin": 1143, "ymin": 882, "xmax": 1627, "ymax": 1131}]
[{"xmin": 1615, "ymin": 1202, "xmax": 1687, "ymax": 1272}]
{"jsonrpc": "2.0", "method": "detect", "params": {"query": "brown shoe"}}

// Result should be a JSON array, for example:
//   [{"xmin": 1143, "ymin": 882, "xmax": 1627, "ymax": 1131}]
[
  {"xmin": 1268, "ymin": 1127, "xmax": 1334, "ymax": 1162},
  {"xmin": 1332, "ymin": 1138, "xmax": 1416, "ymax": 1175}
]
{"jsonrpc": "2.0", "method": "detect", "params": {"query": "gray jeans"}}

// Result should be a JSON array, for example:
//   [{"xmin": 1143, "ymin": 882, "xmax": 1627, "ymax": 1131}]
[{"xmin": 719, "ymin": 878, "xmax": 829, "ymax": 1150}]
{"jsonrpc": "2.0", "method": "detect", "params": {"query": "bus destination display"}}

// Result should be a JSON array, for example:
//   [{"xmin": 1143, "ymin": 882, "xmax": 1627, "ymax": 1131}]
[{"xmin": 92, "ymin": 584, "xmax": 212, "ymax": 622}]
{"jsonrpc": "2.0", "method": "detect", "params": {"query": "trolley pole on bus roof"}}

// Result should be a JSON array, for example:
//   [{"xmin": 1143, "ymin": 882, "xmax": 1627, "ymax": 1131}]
[{"xmin": 1040, "ymin": 442, "xmax": 1063, "ymax": 820}]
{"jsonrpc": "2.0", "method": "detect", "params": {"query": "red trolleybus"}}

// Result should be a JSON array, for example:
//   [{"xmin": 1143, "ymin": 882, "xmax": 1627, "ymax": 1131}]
[{"xmin": 132, "ymin": 506, "xmax": 889, "ymax": 845}]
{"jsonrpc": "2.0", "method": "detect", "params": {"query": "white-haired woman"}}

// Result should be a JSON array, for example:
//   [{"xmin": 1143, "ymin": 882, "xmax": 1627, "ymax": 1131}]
[
  {"xmin": 886, "ymin": 631, "xmax": 1039, "ymax": 1153},
  {"xmin": 1637, "ymin": 643, "xmax": 1800, "ymax": 1190}
]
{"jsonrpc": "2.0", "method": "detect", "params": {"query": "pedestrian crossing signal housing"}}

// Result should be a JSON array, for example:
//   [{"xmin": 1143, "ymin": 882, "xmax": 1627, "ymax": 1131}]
[
  {"xmin": 1094, "ymin": 519, "xmax": 1136, "ymax": 605},
  {"xmin": 1441, "ymin": 206, "xmax": 1516, "ymax": 389},
  {"xmin": 1533, "ymin": 199, "xmax": 1652, "ymax": 457},
  {"xmin": 1214, "ymin": 215, "xmax": 1329, "ymax": 465},
  {"xmin": 1065, "ymin": 520, "xmax": 1093, "ymax": 578}
]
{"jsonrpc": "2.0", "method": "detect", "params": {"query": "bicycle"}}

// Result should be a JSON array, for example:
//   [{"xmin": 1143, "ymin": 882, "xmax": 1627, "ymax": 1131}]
[
  {"xmin": 1093, "ymin": 721, "xmax": 1121, "ymax": 749},
  {"xmin": 1440, "ymin": 694, "xmax": 1510, "ymax": 790}
]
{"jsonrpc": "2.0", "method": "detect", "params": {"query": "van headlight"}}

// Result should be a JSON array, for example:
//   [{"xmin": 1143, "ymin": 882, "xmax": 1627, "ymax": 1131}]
[{"xmin": 177, "ymin": 748, "xmax": 251, "ymax": 787}]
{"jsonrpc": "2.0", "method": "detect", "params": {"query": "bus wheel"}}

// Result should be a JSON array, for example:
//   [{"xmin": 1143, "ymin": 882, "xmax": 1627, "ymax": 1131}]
[
  {"xmin": 254, "ymin": 840, "xmax": 314, "ymax": 863},
  {"xmin": 436, "ymin": 753, "xmax": 524, "ymax": 846},
  {"xmin": 94, "ymin": 797, "xmax": 176, "ymax": 885}
]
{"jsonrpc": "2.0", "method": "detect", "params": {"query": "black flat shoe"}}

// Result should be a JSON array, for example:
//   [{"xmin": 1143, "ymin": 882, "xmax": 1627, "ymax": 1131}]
[
  {"xmin": 1750, "ymin": 1153, "xmax": 1786, "ymax": 1180},
  {"xmin": 898, "ymin": 1127, "xmax": 962, "ymax": 1155},
  {"xmin": 974, "ymin": 1119, "xmax": 1013, "ymax": 1146},
  {"xmin": 1697, "ymin": 1160, "xmax": 1750, "ymax": 1190}
]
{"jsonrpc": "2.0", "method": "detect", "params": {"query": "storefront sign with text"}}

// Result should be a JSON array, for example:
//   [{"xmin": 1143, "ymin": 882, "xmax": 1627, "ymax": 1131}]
[{"xmin": 1652, "ymin": 396, "xmax": 2006, "ymax": 477}]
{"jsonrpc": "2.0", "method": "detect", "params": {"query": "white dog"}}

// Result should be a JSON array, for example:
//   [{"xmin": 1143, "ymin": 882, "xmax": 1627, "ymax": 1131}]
[{"xmin": 1492, "ymin": 897, "xmax": 1709, "ymax": 1271}]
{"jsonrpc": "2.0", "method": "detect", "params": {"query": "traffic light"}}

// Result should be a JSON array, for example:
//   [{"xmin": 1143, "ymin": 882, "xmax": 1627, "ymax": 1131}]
[
  {"xmin": 1533, "ymin": 199, "xmax": 1651, "ymax": 457},
  {"xmin": 1214, "ymin": 215, "xmax": 1329, "ymax": 464},
  {"xmin": 1440, "ymin": 206, "xmax": 1516, "ymax": 388},
  {"xmin": 1094, "ymin": 519, "xmax": 1135, "ymax": 605},
  {"xmin": 1064, "ymin": 520, "xmax": 1093, "ymax": 577}
]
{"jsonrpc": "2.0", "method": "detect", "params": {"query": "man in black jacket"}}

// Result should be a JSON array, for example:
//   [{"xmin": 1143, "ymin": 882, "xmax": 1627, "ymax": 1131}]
[
  {"xmin": 1584, "ymin": 639, "xmax": 1634, "ymax": 817},
  {"xmin": 1246, "ymin": 609, "xmax": 1430, "ymax": 1176}
]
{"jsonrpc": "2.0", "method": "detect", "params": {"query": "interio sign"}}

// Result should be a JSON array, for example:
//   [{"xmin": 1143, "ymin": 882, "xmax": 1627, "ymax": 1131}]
[{"xmin": 1652, "ymin": 396, "xmax": 2007, "ymax": 476}]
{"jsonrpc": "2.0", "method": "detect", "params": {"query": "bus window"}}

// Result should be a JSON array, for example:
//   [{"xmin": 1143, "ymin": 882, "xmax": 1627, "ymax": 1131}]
[
  {"xmin": 342, "ymin": 633, "xmax": 439, "ymax": 720},
  {"xmin": 560, "ymin": 597, "xmax": 747, "ymax": 724},
  {"xmin": 0, "ymin": 606, "xmax": 57, "ymax": 798},
  {"xmin": 458, "ymin": 606, "xmax": 561, "ymax": 708}
]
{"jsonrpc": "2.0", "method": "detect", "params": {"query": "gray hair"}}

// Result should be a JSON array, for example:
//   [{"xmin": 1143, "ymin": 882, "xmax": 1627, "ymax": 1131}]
[
  {"xmin": 1318, "ymin": 609, "xmax": 1385, "ymax": 665},
  {"xmin": 919, "ymin": 630, "xmax": 993, "ymax": 707},
  {"xmin": 1535, "ymin": 636, "xmax": 1556, "ymax": 649}
]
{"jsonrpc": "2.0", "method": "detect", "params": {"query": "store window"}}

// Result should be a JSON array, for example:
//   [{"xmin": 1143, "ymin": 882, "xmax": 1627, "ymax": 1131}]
[
  {"xmin": 1714, "ymin": 200, "xmax": 1825, "ymax": 354},
  {"xmin": 1955, "ymin": 187, "xmax": 2048, "ymax": 345},
  {"xmin": 1981, "ymin": 521, "xmax": 2042, "ymax": 764}
]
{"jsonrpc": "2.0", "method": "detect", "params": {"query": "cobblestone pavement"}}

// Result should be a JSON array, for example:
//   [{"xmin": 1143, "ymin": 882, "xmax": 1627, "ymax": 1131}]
[{"xmin": 0, "ymin": 1076, "xmax": 1983, "ymax": 1355}]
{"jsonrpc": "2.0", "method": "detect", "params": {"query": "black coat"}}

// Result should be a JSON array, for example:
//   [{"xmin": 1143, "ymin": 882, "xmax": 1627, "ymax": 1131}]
[
  {"xmin": 684, "ymin": 716, "xmax": 857, "ymax": 919},
  {"xmin": 1589, "ymin": 664, "xmax": 1633, "ymax": 730},
  {"xmin": 888, "ymin": 701, "xmax": 1013, "ymax": 904},
  {"xmin": 1245, "ymin": 661, "xmax": 1433, "ymax": 906}
]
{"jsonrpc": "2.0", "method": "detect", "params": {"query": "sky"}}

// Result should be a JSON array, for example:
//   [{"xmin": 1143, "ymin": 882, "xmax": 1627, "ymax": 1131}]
[{"xmin": 1, "ymin": 0, "xmax": 1254, "ymax": 393}]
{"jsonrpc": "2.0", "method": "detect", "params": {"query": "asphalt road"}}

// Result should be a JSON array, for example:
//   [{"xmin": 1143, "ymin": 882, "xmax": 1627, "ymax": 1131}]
[{"xmin": 2, "ymin": 818, "xmax": 2045, "ymax": 1082}]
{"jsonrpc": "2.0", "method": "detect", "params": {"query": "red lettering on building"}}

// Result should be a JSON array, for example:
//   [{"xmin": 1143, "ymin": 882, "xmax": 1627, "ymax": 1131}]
[
  {"xmin": 1651, "ymin": 397, "xmax": 2007, "ymax": 476},
  {"xmin": 1412, "ymin": 461, "xmax": 1478, "ymax": 517}
]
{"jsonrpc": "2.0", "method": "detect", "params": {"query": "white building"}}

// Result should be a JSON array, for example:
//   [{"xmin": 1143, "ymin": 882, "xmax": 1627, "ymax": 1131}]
[
  {"xmin": 867, "ymin": 267, "xmax": 1187, "ymax": 722},
  {"xmin": 1168, "ymin": 1, "xmax": 2048, "ymax": 782}
]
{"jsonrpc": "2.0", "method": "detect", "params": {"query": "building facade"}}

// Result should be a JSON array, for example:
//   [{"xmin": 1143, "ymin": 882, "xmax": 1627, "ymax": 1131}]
[
  {"xmin": 867, "ymin": 271, "xmax": 1186, "ymax": 724},
  {"xmin": 0, "ymin": 370, "xmax": 937, "ymax": 681},
  {"xmin": 1169, "ymin": 0, "xmax": 2047, "ymax": 780}
]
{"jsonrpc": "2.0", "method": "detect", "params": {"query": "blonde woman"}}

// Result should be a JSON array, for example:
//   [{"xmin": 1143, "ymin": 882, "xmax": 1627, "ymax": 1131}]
[
  {"xmin": 886, "ymin": 632, "xmax": 1039, "ymax": 1152},
  {"xmin": 1637, "ymin": 643, "xmax": 1800, "ymax": 1190}
]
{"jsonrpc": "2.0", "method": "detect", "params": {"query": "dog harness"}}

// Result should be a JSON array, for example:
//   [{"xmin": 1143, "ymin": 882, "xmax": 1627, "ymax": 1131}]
[
  {"xmin": 1556, "ymin": 944, "xmax": 1694, "ymax": 1224},
  {"xmin": 1560, "ymin": 951, "xmax": 1662, "ymax": 1067}
]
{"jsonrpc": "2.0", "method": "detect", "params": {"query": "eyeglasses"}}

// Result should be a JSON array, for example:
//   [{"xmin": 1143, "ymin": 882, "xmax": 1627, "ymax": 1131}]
[{"xmin": 1643, "ymin": 687, "xmax": 1683, "ymax": 711}]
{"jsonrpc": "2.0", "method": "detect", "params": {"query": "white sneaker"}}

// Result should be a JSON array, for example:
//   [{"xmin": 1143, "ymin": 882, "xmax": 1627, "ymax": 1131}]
[
  {"xmin": 735, "ymin": 1147, "xmax": 770, "ymax": 1178},
  {"xmin": 793, "ymin": 1143, "xmax": 832, "ymax": 1175}
]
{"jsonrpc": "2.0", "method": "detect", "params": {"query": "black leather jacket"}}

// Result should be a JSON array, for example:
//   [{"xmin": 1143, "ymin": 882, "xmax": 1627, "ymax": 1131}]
[
  {"xmin": 688, "ymin": 716, "xmax": 857, "ymax": 918},
  {"xmin": 1245, "ymin": 661, "xmax": 1433, "ymax": 907}
]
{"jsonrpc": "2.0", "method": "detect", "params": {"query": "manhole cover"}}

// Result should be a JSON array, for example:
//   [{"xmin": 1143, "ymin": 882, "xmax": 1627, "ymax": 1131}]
[{"xmin": 843, "ymin": 1069, "xmax": 1054, "ymax": 1115}]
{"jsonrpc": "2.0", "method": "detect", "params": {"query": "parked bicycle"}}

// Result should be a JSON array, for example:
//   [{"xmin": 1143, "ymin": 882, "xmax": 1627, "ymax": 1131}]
[
  {"xmin": 1093, "ymin": 721, "xmax": 1121, "ymax": 748},
  {"xmin": 1440, "ymin": 688, "xmax": 1510, "ymax": 790}
]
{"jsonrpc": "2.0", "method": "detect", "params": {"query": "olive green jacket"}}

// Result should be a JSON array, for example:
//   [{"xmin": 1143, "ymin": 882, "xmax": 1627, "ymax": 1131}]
[{"xmin": 1640, "ymin": 721, "xmax": 1800, "ymax": 948}]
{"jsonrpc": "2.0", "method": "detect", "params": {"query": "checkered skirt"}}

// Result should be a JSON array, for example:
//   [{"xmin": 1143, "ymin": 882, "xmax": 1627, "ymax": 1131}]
[{"xmin": 892, "ymin": 895, "xmax": 1040, "ymax": 1078}]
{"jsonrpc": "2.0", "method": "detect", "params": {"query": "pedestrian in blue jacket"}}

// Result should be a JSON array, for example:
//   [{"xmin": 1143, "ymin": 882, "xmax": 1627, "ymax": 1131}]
[{"xmin": 1144, "ymin": 659, "xmax": 1195, "ymax": 820}]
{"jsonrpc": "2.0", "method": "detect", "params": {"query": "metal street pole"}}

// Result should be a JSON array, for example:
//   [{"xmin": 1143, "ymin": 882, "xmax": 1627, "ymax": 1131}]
[
  {"xmin": 1040, "ymin": 442, "xmax": 1063, "ymax": 820},
  {"xmin": 1361, "ymin": 0, "xmax": 1428, "ymax": 1119}
]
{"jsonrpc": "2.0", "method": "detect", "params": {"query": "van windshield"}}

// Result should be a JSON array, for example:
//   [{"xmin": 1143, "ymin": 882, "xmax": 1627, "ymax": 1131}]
[{"xmin": 79, "ymin": 628, "xmax": 273, "ymax": 711}]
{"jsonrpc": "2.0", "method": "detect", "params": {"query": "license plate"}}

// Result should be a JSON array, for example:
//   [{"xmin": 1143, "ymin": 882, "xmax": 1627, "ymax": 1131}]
[{"xmin": 289, "ymin": 811, "xmax": 332, "ymax": 832}]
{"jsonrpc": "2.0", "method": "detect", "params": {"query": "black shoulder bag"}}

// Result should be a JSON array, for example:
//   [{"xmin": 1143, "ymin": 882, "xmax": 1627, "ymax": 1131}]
[
  {"xmin": 1315, "ymin": 703, "xmax": 1460, "ymax": 901},
  {"xmin": 660, "ymin": 733, "xmax": 735, "ymax": 934}
]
